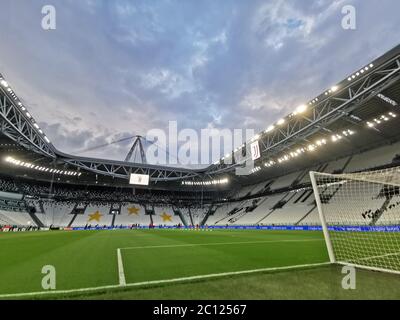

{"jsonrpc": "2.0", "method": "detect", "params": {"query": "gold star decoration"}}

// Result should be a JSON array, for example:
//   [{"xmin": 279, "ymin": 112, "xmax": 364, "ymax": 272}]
[
  {"xmin": 160, "ymin": 212, "xmax": 172, "ymax": 222},
  {"xmin": 128, "ymin": 206, "xmax": 140, "ymax": 215},
  {"xmin": 88, "ymin": 211, "xmax": 103, "ymax": 222}
]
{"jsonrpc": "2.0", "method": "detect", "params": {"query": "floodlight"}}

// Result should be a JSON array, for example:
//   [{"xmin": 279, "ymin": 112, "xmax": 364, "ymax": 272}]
[
  {"xmin": 295, "ymin": 104, "xmax": 307, "ymax": 114},
  {"xmin": 265, "ymin": 125, "xmax": 274, "ymax": 133},
  {"xmin": 277, "ymin": 118, "xmax": 285, "ymax": 125}
]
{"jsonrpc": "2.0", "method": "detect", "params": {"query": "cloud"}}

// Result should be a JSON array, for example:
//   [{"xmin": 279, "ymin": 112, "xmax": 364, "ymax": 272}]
[
  {"xmin": 0, "ymin": 0, "xmax": 399, "ymax": 166},
  {"xmin": 140, "ymin": 68, "xmax": 195, "ymax": 99},
  {"xmin": 252, "ymin": 0, "xmax": 316, "ymax": 50}
]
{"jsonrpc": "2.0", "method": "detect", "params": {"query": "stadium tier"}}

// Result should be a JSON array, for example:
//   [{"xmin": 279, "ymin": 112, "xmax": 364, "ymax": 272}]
[{"xmin": 1, "ymin": 138, "xmax": 400, "ymax": 228}]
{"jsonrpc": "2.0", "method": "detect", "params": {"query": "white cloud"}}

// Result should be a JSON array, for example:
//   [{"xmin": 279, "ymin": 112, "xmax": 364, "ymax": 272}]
[
  {"xmin": 189, "ymin": 29, "xmax": 229, "ymax": 74},
  {"xmin": 140, "ymin": 68, "xmax": 195, "ymax": 99},
  {"xmin": 252, "ymin": 0, "xmax": 348, "ymax": 50}
]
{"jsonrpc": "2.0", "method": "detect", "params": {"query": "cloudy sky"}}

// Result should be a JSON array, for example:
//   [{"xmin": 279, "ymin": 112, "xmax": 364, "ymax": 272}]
[{"xmin": 0, "ymin": 0, "xmax": 399, "ymax": 166}]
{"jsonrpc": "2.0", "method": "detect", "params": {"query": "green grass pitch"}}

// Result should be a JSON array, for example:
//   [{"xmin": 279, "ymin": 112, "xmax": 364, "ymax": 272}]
[{"xmin": 1, "ymin": 229, "xmax": 399, "ymax": 299}]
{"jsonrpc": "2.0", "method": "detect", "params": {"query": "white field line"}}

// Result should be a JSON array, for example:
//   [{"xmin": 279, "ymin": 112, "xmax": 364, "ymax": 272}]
[
  {"xmin": 357, "ymin": 251, "xmax": 400, "ymax": 262},
  {"xmin": 119, "ymin": 238, "xmax": 324, "ymax": 250},
  {"xmin": 334, "ymin": 251, "xmax": 400, "ymax": 266},
  {"xmin": 335, "ymin": 251, "xmax": 400, "ymax": 275},
  {"xmin": 116, "ymin": 238, "xmax": 325, "ymax": 289},
  {"xmin": 0, "ymin": 261, "xmax": 331, "ymax": 299},
  {"xmin": 117, "ymin": 248, "xmax": 126, "ymax": 286},
  {"xmin": 336, "ymin": 262, "xmax": 400, "ymax": 275}
]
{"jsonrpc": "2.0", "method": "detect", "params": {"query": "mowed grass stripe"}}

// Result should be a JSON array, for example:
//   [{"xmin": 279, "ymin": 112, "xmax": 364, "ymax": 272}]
[
  {"xmin": 0, "ymin": 262, "xmax": 331, "ymax": 299},
  {"xmin": 122, "ymin": 237, "xmax": 328, "ymax": 284},
  {"xmin": 120, "ymin": 238, "xmax": 324, "ymax": 250},
  {"xmin": 0, "ymin": 229, "xmax": 327, "ymax": 296}
]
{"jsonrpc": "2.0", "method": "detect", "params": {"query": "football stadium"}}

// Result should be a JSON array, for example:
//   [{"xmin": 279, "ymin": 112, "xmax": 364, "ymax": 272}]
[{"xmin": 1, "ymin": 2, "xmax": 400, "ymax": 302}]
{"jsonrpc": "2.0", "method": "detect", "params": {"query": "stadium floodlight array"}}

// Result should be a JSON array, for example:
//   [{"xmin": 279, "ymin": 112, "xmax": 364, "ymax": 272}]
[
  {"xmin": 265, "ymin": 125, "xmax": 275, "ymax": 133},
  {"xmin": 366, "ymin": 112, "xmax": 397, "ymax": 128},
  {"xmin": 4, "ymin": 156, "xmax": 81, "ymax": 176},
  {"xmin": 324, "ymin": 85, "xmax": 339, "ymax": 96},
  {"xmin": 182, "ymin": 178, "xmax": 229, "ymax": 186},
  {"xmin": 250, "ymin": 166, "xmax": 261, "ymax": 174},
  {"xmin": 310, "ymin": 168, "xmax": 400, "ymax": 274},
  {"xmin": 213, "ymin": 59, "xmax": 378, "ymax": 170},
  {"xmin": 219, "ymin": 108, "xmax": 395, "ymax": 175},
  {"xmin": 347, "ymin": 64, "xmax": 374, "ymax": 82},
  {"xmin": 0, "ymin": 74, "xmax": 51, "ymax": 144},
  {"xmin": 216, "ymin": 89, "xmax": 336, "ymax": 170},
  {"xmin": 264, "ymin": 128, "xmax": 355, "ymax": 168}
]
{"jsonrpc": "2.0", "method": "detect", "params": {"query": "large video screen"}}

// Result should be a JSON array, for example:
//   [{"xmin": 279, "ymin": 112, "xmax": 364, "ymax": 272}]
[{"xmin": 129, "ymin": 173, "xmax": 150, "ymax": 186}]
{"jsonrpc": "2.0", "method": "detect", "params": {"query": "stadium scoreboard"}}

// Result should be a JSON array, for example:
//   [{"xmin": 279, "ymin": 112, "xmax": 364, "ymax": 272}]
[{"xmin": 129, "ymin": 173, "xmax": 150, "ymax": 186}]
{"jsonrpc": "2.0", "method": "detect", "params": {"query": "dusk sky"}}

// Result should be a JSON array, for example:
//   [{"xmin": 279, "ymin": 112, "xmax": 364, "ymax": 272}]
[{"xmin": 0, "ymin": 0, "xmax": 399, "ymax": 166}]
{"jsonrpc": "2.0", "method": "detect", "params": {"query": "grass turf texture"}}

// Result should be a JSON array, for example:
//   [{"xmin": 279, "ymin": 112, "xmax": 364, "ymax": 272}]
[{"xmin": 0, "ymin": 229, "xmax": 399, "ymax": 299}]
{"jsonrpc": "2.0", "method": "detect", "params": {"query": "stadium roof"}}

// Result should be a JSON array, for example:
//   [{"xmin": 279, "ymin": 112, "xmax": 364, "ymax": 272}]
[{"xmin": 1, "ymin": 44, "xmax": 400, "ymax": 186}]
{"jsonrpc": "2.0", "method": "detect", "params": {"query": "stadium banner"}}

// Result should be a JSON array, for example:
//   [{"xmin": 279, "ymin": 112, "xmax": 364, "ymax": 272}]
[
  {"xmin": 71, "ymin": 225, "xmax": 400, "ymax": 232},
  {"xmin": 250, "ymin": 140, "xmax": 261, "ymax": 160}
]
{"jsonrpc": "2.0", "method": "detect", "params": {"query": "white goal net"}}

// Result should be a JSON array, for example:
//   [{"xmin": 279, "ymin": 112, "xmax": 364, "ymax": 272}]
[{"xmin": 310, "ymin": 167, "xmax": 400, "ymax": 274}]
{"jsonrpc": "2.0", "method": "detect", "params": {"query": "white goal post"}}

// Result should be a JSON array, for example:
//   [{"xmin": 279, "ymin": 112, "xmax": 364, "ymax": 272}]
[{"xmin": 310, "ymin": 167, "xmax": 400, "ymax": 274}]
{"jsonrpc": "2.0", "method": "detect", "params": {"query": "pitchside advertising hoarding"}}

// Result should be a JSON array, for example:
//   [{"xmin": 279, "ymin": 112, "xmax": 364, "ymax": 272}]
[
  {"xmin": 68, "ymin": 225, "xmax": 400, "ymax": 232},
  {"xmin": 129, "ymin": 173, "xmax": 150, "ymax": 186},
  {"xmin": 2, "ymin": 225, "xmax": 399, "ymax": 232}
]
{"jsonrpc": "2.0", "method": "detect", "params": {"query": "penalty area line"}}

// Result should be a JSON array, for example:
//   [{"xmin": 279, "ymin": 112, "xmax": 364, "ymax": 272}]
[
  {"xmin": 119, "ymin": 238, "xmax": 325, "ymax": 250},
  {"xmin": 0, "ymin": 261, "xmax": 330, "ymax": 299},
  {"xmin": 117, "ymin": 248, "xmax": 126, "ymax": 286}
]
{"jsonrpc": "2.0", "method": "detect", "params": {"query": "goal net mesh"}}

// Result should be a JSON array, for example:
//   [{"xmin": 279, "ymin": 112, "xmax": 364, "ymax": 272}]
[{"xmin": 311, "ymin": 167, "xmax": 400, "ymax": 273}]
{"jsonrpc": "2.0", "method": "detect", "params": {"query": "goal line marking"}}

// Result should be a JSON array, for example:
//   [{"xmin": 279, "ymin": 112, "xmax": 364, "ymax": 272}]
[
  {"xmin": 358, "ymin": 250, "xmax": 400, "ymax": 262},
  {"xmin": 0, "ymin": 262, "xmax": 330, "ymax": 299}
]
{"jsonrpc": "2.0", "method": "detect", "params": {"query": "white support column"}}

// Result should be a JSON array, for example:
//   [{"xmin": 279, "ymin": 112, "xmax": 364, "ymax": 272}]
[{"xmin": 310, "ymin": 171, "xmax": 336, "ymax": 263}]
